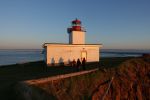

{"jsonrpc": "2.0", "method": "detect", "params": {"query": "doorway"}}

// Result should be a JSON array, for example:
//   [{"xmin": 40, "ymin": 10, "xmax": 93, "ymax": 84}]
[{"xmin": 81, "ymin": 51, "xmax": 87, "ymax": 60}]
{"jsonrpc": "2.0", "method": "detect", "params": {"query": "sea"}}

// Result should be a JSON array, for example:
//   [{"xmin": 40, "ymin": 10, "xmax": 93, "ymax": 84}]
[{"xmin": 0, "ymin": 49, "xmax": 150, "ymax": 66}]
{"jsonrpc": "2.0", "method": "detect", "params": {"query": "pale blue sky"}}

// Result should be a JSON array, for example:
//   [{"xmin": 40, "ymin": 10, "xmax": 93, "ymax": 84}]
[{"xmin": 0, "ymin": 0, "xmax": 150, "ymax": 49}]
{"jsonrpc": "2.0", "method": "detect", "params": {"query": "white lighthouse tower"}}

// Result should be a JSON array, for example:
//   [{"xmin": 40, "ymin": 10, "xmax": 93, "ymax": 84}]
[{"xmin": 67, "ymin": 19, "xmax": 85, "ymax": 44}]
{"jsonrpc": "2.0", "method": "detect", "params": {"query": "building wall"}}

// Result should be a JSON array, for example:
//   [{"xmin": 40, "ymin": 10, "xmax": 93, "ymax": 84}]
[
  {"xmin": 69, "ymin": 32, "xmax": 72, "ymax": 44},
  {"xmin": 43, "ymin": 47, "xmax": 47, "ymax": 63},
  {"xmin": 70, "ymin": 31, "xmax": 85, "ymax": 44},
  {"xmin": 45, "ymin": 45, "xmax": 100, "ymax": 66}
]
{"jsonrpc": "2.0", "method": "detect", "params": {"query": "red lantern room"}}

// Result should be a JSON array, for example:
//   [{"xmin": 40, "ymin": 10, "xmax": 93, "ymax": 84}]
[
  {"xmin": 67, "ymin": 18, "xmax": 85, "ymax": 33},
  {"xmin": 72, "ymin": 19, "xmax": 81, "ymax": 25}
]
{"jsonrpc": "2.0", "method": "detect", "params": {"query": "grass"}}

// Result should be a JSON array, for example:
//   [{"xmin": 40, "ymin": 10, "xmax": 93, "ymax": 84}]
[
  {"xmin": 20, "ymin": 57, "xmax": 149, "ymax": 100},
  {"xmin": 26, "ymin": 71, "xmax": 104, "ymax": 100},
  {"xmin": 0, "ymin": 57, "xmax": 133, "ymax": 100},
  {"xmin": 100, "ymin": 57, "xmax": 134, "ymax": 68}
]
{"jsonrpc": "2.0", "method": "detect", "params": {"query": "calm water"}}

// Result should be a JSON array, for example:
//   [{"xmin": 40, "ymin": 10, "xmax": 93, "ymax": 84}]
[
  {"xmin": 101, "ymin": 49, "xmax": 150, "ymax": 57},
  {"xmin": 0, "ymin": 49, "xmax": 149, "ymax": 66},
  {"xmin": 0, "ymin": 50, "xmax": 43, "ymax": 66}
]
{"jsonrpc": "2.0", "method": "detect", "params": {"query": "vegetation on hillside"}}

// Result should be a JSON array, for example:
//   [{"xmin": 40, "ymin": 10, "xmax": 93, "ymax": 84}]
[{"xmin": 13, "ymin": 57, "xmax": 150, "ymax": 100}]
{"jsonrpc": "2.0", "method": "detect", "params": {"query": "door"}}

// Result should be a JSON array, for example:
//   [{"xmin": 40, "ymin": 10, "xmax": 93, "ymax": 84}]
[{"xmin": 81, "ymin": 51, "xmax": 87, "ymax": 60}]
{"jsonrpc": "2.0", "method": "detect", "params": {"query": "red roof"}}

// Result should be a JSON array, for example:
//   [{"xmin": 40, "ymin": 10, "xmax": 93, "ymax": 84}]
[{"xmin": 72, "ymin": 18, "xmax": 81, "ymax": 24}]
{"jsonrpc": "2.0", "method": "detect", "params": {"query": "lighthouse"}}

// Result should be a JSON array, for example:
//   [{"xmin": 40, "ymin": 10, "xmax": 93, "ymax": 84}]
[
  {"xmin": 68, "ymin": 19, "xmax": 85, "ymax": 44},
  {"xmin": 43, "ymin": 19, "xmax": 102, "ymax": 66}
]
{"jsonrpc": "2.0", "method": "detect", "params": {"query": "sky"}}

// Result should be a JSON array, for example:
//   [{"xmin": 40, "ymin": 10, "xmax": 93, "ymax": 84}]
[{"xmin": 0, "ymin": 0, "xmax": 150, "ymax": 49}]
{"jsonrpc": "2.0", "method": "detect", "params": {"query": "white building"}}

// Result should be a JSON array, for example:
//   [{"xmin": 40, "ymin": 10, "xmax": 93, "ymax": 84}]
[{"xmin": 43, "ymin": 19, "xmax": 102, "ymax": 66}]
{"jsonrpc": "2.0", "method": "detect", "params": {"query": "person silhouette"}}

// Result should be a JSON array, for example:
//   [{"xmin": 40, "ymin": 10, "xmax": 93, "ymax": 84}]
[
  {"xmin": 72, "ymin": 59, "xmax": 76, "ymax": 67},
  {"xmin": 82, "ymin": 58, "xmax": 86, "ymax": 70},
  {"xmin": 76, "ymin": 58, "xmax": 81, "ymax": 71}
]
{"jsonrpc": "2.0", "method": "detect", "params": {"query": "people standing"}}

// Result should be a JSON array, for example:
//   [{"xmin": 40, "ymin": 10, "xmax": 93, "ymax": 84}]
[
  {"xmin": 82, "ymin": 58, "xmax": 86, "ymax": 70},
  {"xmin": 76, "ymin": 58, "xmax": 81, "ymax": 71},
  {"xmin": 72, "ymin": 59, "xmax": 76, "ymax": 67}
]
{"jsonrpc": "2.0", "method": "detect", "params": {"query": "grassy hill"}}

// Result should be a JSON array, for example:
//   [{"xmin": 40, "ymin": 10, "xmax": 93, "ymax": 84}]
[
  {"xmin": 1, "ymin": 57, "xmax": 149, "ymax": 100},
  {"xmin": 14, "ymin": 57, "xmax": 150, "ymax": 100}
]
